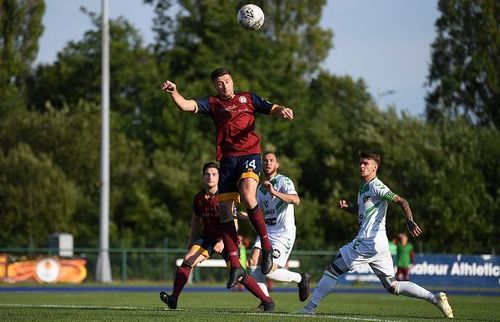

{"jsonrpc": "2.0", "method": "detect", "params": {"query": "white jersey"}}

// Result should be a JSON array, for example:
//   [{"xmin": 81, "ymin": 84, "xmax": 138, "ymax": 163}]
[
  {"xmin": 257, "ymin": 174, "xmax": 297, "ymax": 237},
  {"xmin": 353, "ymin": 177, "xmax": 396, "ymax": 256}
]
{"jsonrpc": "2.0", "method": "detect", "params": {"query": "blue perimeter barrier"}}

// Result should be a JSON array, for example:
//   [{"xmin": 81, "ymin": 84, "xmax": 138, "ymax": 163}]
[{"xmin": 340, "ymin": 253, "xmax": 500, "ymax": 288}]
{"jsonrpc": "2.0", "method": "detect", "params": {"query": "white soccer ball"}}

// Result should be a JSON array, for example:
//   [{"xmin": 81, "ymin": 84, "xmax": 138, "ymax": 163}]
[{"xmin": 237, "ymin": 4, "xmax": 265, "ymax": 31}]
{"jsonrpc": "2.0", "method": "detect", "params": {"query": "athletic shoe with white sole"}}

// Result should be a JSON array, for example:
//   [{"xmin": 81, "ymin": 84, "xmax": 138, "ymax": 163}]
[
  {"xmin": 435, "ymin": 292, "xmax": 454, "ymax": 318},
  {"xmin": 298, "ymin": 306, "xmax": 316, "ymax": 315}
]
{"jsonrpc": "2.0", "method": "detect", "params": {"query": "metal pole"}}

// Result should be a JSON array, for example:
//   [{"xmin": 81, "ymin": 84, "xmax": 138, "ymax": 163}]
[{"xmin": 96, "ymin": 0, "xmax": 112, "ymax": 282}]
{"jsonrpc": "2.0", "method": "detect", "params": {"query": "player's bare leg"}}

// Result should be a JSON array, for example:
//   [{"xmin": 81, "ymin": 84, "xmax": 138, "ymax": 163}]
[{"xmin": 240, "ymin": 178, "xmax": 273, "ymax": 274}]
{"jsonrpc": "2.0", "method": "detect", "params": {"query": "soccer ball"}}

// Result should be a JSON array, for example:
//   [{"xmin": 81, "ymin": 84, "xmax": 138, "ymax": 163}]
[{"xmin": 237, "ymin": 4, "xmax": 265, "ymax": 31}]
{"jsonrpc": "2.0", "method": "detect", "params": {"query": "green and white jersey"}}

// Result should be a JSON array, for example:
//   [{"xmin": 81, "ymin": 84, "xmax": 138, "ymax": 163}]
[
  {"xmin": 257, "ymin": 174, "xmax": 297, "ymax": 236},
  {"xmin": 354, "ymin": 177, "xmax": 396, "ymax": 256}
]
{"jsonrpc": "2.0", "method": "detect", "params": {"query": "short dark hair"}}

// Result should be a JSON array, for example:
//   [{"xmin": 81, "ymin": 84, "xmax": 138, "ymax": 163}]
[
  {"xmin": 263, "ymin": 151, "xmax": 279, "ymax": 162},
  {"xmin": 210, "ymin": 68, "xmax": 231, "ymax": 81},
  {"xmin": 202, "ymin": 162, "xmax": 219, "ymax": 174},
  {"xmin": 359, "ymin": 150, "xmax": 381, "ymax": 167}
]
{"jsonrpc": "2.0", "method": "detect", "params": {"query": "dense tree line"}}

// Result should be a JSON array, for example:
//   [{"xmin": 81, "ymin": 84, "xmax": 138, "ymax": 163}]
[
  {"xmin": 426, "ymin": 0, "xmax": 500, "ymax": 129},
  {"xmin": 0, "ymin": 0, "xmax": 498, "ymax": 254}
]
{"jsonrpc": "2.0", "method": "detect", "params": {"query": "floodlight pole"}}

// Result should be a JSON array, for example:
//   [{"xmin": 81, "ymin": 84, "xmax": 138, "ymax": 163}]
[
  {"xmin": 96, "ymin": 0, "xmax": 112, "ymax": 283},
  {"xmin": 377, "ymin": 89, "xmax": 396, "ymax": 109}
]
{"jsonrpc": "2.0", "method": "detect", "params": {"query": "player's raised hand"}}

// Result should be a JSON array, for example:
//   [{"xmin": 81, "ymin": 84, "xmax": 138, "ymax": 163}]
[
  {"xmin": 214, "ymin": 240, "xmax": 224, "ymax": 253},
  {"xmin": 162, "ymin": 80, "xmax": 176, "ymax": 93},
  {"xmin": 406, "ymin": 219, "xmax": 422, "ymax": 238},
  {"xmin": 337, "ymin": 200, "xmax": 349, "ymax": 209},
  {"xmin": 263, "ymin": 181, "xmax": 275, "ymax": 194},
  {"xmin": 280, "ymin": 107, "xmax": 294, "ymax": 120}
]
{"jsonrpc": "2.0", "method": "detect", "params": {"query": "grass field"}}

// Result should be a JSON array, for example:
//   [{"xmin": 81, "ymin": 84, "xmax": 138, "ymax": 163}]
[{"xmin": 0, "ymin": 289, "xmax": 498, "ymax": 321}]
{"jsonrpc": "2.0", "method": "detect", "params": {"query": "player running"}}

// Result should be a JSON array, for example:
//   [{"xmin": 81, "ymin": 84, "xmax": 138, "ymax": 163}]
[
  {"xmin": 300, "ymin": 151, "xmax": 454, "ymax": 319},
  {"xmin": 247, "ymin": 152, "xmax": 311, "ymax": 307},
  {"xmin": 160, "ymin": 162, "xmax": 274, "ymax": 311},
  {"xmin": 162, "ymin": 68, "xmax": 294, "ymax": 289}
]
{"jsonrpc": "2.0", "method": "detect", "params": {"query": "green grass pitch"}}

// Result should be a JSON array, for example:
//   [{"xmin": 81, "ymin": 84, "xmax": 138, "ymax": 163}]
[{"xmin": 0, "ymin": 290, "xmax": 498, "ymax": 321}]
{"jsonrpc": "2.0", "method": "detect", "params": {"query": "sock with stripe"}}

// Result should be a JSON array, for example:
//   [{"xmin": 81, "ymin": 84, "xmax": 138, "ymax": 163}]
[
  {"xmin": 220, "ymin": 221, "xmax": 241, "ymax": 268},
  {"xmin": 172, "ymin": 265, "xmax": 192, "ymax": 299},
  {"xmin": 304, "ymin": 271, "xmax": 338, "ymax": 310},
  {"xmin": 247, "ymin": 205, "xmax": 272, "ymax": 251},
  {"xmin": 248, "ymin": 265, "xmax": 269, "ymax": 296}
]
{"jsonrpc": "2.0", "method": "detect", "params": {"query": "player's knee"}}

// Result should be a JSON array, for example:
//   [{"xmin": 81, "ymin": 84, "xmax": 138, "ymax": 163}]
[
  {"xmin": 325, "ymin": 255, "xmax": 348, "ymax": 277},
  {"xmin": 325, "ymin": 266, "xmax": 338, "ymax": 277},
  {"xmin": 385, "ymin": 281, "xmax": 399, "ymax": 295},
  {"xmin": 241, "ymin": 194, "xmax": 257, "ymax": 208},
  {"xmin": 379, "ymin": 275, "xmax": 399, "ymax": 294},
  {"xmin": 181, "ymin": 261, "xmax": 194, "ymax": 268}
]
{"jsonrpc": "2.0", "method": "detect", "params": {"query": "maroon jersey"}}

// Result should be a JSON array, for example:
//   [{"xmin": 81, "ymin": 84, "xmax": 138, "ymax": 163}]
[
  {"xmin": 195, "ymin": 92, "xmax": 274, "ymax": 161},
  {"xmin": 193, "ymin": 189, "xmax": 221, "ymax": 240}
]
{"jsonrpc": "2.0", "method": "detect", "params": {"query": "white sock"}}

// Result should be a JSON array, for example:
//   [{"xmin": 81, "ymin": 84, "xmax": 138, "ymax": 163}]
[
  {"xmin": 266, "ymin": 268, "xmax": 302, "ymax": 283},
  {"xmin": 305, "ymin": 271, "xmax": 338, "ymax": 309},
  {"xmin": 248, "ymin": 265, "xmax": 269, "ymax": 297},
  {"xmin": 397, "ymin": 281, "xmax": 436, "ymax": 303}
]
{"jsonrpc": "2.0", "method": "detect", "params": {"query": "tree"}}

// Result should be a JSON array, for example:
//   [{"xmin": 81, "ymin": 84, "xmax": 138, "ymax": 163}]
[
  {"xmin": 0, "ymin": 0, "xmax": 44, "ymax": 111},
  {"xmin": 0, "ymin": 144, "xmax": 79, "ymax": 247},
  {"xmin": 7, "ymin": 0, "xmax": 495, "ymax": 253},
  {"xmin": 27, "ymin": 10, "xmax": 176, "ymax": 153},
  {"xmin": 28, "ymin": 12, "xmax": 158, "ymax": 112},
  {"xmin": 426, "ymin": 0, "xmax": 500, "ymax": 129},
  {"xmin": 146, "ymin": 0, "xmax": 332, "ymax": 99}
]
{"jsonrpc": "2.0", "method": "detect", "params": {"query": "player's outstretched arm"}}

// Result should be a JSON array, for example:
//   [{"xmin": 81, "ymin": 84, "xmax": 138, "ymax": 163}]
[
  {"xmin": 263, "ymin": 181, "xmax": 300, "ymax": 205},
  {"xmin": 270, "ymin": 104, "xmax": 294, "ymax": 120},
  {"xmin": 393, "ymin": 195, "xmax": 422, "ymax": 238},
  {"xmin": 162, "ymin": 80, "xmax": 197, "ymax": 112},
  {"xmin": 337, "ymin": 199, "xmax": 358, "ymax": 215}
]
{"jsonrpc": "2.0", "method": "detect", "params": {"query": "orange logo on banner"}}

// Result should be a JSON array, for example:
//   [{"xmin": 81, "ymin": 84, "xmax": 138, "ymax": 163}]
[
  {"xmin": 35, "ymin": 257, "xmax": 61, "ymax": 283},
  {"xmin": 0, "ymin": 254, "xmax": 7, "ymax": 279},
  {"xmin": 3, "ymin": 256, "xmax": 87, "ymax": 284}
]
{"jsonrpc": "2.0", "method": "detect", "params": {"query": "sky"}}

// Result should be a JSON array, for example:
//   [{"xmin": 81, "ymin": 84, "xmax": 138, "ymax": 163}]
[{"xmin": 37, "ymin": 0, "xmax": 440, "ymax": 117}]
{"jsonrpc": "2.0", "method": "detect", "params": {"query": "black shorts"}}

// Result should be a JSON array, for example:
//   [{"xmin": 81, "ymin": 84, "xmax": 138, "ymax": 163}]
[
  {"xmin": 218, "ymin": 154, "xmax": 261, "ymax": 202},
  {"xmin": 192, "ymin": 236, "xmax": 231, "ymax": 262}
]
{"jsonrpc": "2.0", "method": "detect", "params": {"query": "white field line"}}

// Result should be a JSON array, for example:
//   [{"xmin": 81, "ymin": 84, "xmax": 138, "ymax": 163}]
[
  {"xmin": 0, "ymin": 303, "xmax": 144, "ymax": 310},
  {"xmin": 0, "ymin": 303, "xmax": 399, "ymax": 322},
  {"xmin": 240, "ymin": 312, "xmax": 399, "ymax": 321}
]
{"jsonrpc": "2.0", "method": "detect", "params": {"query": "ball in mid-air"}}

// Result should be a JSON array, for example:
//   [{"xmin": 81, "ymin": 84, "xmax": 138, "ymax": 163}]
[{"xmin": 237, "ymin": 4, "xmax": 265, "ymax": 31}]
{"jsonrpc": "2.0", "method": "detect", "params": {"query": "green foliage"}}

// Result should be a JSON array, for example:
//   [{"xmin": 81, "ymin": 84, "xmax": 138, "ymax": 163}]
[
  {"xmin": 0, "ymin": 143, "xmax": 79, "ymax": 247},
  {"xmin": 426, "ymin": 0, "xmax": 500, "ymax": 129},
  {"xmin": 0, "ymin": 0, "xmax": 45, "ymax": 111},
  {"xmin": 26, "ymin": 12, "xmax": 164, "ymax": 152},
  {"xmin": 0, "ymin": 0, "xmax": 497, "ymax": 254},
  {"xmin": 148, "ymin": 0, "xmax": 332, "ymax": 99}
]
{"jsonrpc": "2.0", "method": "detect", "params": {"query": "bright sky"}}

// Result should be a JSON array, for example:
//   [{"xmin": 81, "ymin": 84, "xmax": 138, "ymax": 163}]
[{"xmin": 37, "ymin": 0, "xmax": 439, "ymax": 116}]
